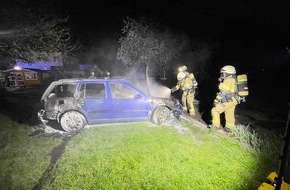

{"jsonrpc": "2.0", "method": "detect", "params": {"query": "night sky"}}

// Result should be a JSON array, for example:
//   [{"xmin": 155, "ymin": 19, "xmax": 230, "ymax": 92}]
[
  {"xmin": 63, "ymin": 0, "xmax": 290, "ymax": 50},
  {"xmin": 58, "ymin": 0, "xmax": 290, "ymax": 75},
  {"xmin": 2, "ymin": 0, "xmax": 290, "ymax": 64}
]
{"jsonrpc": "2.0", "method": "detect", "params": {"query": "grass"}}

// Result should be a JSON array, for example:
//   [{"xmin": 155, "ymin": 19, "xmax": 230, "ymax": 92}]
[
  {"xmin": 0, "ymin": 114, "xmax": 61, "ymax": 190},
  {"xmin": 0, "ymin": 113, "xmax": 285, "ymax": 190},
  {"xmin": 43, "ymin": 121, "xmax": 275, "ymax": 190},
  {"xmin": 233, "ymin": 125, "xmax": 282, "ymax": 157}
]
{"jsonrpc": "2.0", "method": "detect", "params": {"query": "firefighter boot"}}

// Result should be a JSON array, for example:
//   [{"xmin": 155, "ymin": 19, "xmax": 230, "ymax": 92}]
[
  {"xmin": 223, "ymin": 127, "xmax": 232, "ymax": 133},
  {"xmin": 208, "ymin": 124, "xmax": 222, "ymax": 130},
  {"xmin": 182, "ymin": 106, "xmax": 188, "ymax": 114},
  {"xmin": 189, "ymin": 108, "xmax": 195, "ymax": 116}
]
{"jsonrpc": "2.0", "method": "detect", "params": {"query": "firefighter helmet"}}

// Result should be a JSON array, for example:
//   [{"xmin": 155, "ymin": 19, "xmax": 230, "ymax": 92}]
[
  {"xmin": 177, "ymin": 72, "xmax": 186, "ymax": 80},
  {"xmin": 178, "ymin": 65, "xmax": 187, "ymax": 72},
  {"xmin": 220, "ymin": 65, "xmax": 236, "ymax": 74}
]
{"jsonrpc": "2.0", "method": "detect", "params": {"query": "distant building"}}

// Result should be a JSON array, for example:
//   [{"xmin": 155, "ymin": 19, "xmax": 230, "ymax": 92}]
[
  {"xmin": 6, "ymin": 58, "xmax": 104, "ymax": 86},
  {"xmin": 2, "ymin": 68, "xmax": 42, "ymax": 88}
]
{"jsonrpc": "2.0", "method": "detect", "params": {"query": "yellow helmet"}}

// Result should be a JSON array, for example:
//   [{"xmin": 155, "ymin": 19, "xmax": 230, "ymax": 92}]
[
  {"xmin": 220, "ymin": 65, "xmax": 236, "ymax": 74},
  {"xmin": 177, "ymin": 72, "xmax": 186, "ymax": 80},
  {"xmin": 178, "ymin": 65, "xmax": 187, "ymax": 72}
]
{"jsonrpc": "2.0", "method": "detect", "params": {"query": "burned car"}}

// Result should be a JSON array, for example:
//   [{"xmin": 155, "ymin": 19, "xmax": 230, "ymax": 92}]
[{"xmin": 38, "ymin": 78, "xmax": 182, "ymax": 132}]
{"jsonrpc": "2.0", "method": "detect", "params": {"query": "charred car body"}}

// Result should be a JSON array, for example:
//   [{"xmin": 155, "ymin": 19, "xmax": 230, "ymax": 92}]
[{"xmin": 38, "ymin": 78, "xmax": 182, "ymax": 132}]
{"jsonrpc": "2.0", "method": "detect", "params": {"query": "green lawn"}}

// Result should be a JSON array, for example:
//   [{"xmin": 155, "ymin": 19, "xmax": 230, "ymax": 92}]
[
  {"xmin": 43, "ymin": 122, "xmax": 277, "ymax": 190},
  {"xmin": 0, "ymin": 114, "xmax": 61, "ymax": 190},
  {"xmin": 0, "ymin": 113, "xmax": 282, "ymax": 190}
]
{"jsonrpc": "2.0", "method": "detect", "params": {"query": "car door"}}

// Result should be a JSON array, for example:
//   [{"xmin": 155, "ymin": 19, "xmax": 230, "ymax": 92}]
[
  {"xmin": 43, "ymin": 83, "xmax": 77, "ymax": 120},
  {"xmin": 109, "ymin": 82, "xmax": 150, "ymax": 121},
  {"xmin": 79, "ymin": 82, "xmax": 113, "ymax": 124}
]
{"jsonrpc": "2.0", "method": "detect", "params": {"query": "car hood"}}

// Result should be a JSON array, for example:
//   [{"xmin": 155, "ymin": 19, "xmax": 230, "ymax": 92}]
[{"xmin": 150, "ymin": 96, "xmax": 181, "ymax": 110}]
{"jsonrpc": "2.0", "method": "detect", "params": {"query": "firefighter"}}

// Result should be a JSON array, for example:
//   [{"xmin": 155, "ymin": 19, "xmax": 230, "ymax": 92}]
[
  {"xmin": 171, "ymin": 66, "xmax": 198, "ymax": 116},
  {"xmin": 209, "ymin": 65, "xmax": 238, "ymax": 133}
]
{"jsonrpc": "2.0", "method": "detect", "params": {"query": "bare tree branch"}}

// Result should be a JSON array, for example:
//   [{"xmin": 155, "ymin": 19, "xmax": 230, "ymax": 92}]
[{"xmin": 0, "ymin": 5, "xmax": 79, "ymax": 65}]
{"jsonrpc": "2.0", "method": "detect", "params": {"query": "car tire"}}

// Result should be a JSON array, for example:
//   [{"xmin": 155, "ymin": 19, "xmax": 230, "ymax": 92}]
[
  {"xmin": 60, "ymin": 111, "xmax": 87, "ymax": 132},
  {"xmin": 151, "ymin": 106, "xmax": 170, "ymax": 125}
]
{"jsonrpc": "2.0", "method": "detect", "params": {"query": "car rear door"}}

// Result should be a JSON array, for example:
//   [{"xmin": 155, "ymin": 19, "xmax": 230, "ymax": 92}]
[
  {"xmin": 42, "ymin": 82, "xmax": 77, "ymax": 120},
  {"xmin": 108, "ymin": 82, "xmax": 150, "ymax": 121},
  {"xmin": 79, "ymin": 82, "xmax": 113, "ymax": 124}
]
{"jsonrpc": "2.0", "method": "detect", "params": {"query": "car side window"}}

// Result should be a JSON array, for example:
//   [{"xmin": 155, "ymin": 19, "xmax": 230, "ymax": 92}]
[
  {"xmin": 110, "ymin": 83, "xmax": 138, "ymax": 99},
  {"xmin": 54, "ymin": 84, "xmax": 76, "ymax": 98},
  {"xmin": 81, "ymin": 83, "xmax": 106, "ymax": 99}
]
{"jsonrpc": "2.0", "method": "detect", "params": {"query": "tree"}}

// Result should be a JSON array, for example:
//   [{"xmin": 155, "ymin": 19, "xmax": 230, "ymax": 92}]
[
  {"xmin": 0, "ymin": 1, "xmax": 79, "ymax": 65},
  {"xmin": 117, "ymin": 17, "xmax": 189, "ymax": 86},
  {"xmin": 82, "ymin": 38, "xmax": 119, "ymax": 77}
]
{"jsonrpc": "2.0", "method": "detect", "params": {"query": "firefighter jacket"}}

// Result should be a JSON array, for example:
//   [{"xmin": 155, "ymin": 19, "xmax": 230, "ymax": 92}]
[
  {"xmin": 215, "ymin": 76, "xmax": 237, "ymax": 104},
  {"xmin": 174, "ymin": 73, "xmax": 198, "ymax": 92}
]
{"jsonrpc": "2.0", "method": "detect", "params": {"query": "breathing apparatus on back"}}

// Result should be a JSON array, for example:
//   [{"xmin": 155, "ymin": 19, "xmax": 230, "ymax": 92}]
[{"xmin": 171, "ymin": 65, "xmax": 197, "ymax": 93}]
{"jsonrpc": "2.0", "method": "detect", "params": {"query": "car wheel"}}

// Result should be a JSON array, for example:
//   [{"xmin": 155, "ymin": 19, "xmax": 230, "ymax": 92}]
[
  {"xmin": 60, "ymin": 111, "xmax": 86, "ymax": 132},
  {"xmin": 152, "ymin": 106, "xmax": 170, "ymax": 125}
]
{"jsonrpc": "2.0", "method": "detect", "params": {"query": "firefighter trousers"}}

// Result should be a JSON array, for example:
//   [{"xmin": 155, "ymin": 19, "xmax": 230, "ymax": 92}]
[
  {"xmin": 211, "ymin": 101, "xmax": 237, "ymax": 128},
  {"xmin": 181, "ymin": 91, "xmax": 195, "ymax": 115}
]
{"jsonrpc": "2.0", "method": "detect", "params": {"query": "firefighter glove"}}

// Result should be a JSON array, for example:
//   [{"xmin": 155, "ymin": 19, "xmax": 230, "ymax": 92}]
[
  {"xmin": 189, "ymin": 87, "xmax": 195, "ymax": 93},
  {"xmin": 213, "ymin": 93, "xmax": 223, "ymax": 106},
  {"xmin": 213, "ymin": 99, "xmax": 220, "ymax": 106},
  {"xmin": 171, "ymin": 88, "xmax": 177, "ymax": 93}
]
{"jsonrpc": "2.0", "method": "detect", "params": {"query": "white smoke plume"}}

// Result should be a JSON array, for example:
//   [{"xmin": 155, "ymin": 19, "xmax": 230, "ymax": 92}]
[
  {"xmin": 123, "ymin": 67, "xmax": 172, "ymax": 98},
  {"xmin": 148, "ymin": 81, "xmax": 171, "ymax": 98}
]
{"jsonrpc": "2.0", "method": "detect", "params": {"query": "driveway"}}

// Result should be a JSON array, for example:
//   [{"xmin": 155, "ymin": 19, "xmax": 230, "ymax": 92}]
[{"xmin": 0, "ymin": 87, "xmax": 45, "ymax": 125}]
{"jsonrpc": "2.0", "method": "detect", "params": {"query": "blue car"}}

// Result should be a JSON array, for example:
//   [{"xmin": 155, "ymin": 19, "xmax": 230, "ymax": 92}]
[{"xmin": 38, "ymin": 78, "xmax": 182, "ymax": 132}]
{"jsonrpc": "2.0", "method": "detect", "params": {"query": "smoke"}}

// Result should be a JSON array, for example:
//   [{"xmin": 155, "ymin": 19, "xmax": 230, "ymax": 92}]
[
  {"xmin": 80, "ymin": 37, "xmax": 212, "ymax": 99},
  {"xmin": 148, "ymin": 81, "xmax": 171, "ymax": 98},
  {"xmin": 124, "ymin": 66, "xmax": 172, "ymax": 98},
  {"xmin": 175, "ymin": 43, "xmax": 212, "ymax": 72},
  {"xmin": 80, "ymin": 38, "xmax": 172, "ymax": 99}
]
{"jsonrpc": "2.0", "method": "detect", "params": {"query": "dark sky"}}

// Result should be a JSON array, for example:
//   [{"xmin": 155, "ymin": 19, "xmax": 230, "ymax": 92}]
[
  {"xmin": 1, "ymin": 0, "xmax": 290, "ymax": 71},
  {"xmin": 2, "ymin": 0, "xmax": 289, "ymax": 52},
  {"xmin": 62, "ymin": 0, "xmax": 290, "ymax": 50},
  {"xmin": 54, "ymin": 0, "xmax": 290, "ymax": 74}
]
